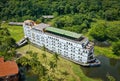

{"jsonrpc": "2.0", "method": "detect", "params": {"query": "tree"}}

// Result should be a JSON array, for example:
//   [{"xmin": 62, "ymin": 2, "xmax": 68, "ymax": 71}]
[
  {"xmin": 106, "ymin": 25, "xmax": 120, "ymax": 41},
  {"xmin": 0, "ymin": 26, "xmax": 16, "ymax": 60},
  {"xmin": 42, "ymin": 52, "xmax": 47, "ymax": 65},
  {"xmin": 17, "ymin": 51, "xmax": 48, "ymax": 80},
  {"xmin": 106, "ymin": 73, "xmax": 116, "ymax": 81},
  {"xmin": 90, "ymin": 23, "xmax": 107, "ymax": 41},
  {"xmin": 0, "ymin": 0, "xmax": 120, "ymax": 21},
  {"xmin": 41, "ymin": 45, "xmax": 47, "ymax": 64},
  {"xmin": 53, "ymin": 53, "xmax": 59, "ymax": 64},
  {"xmin": 112, "ymin": 41, "xmax": 120, "ymax": 56},
  {"xmin": 49, "ymin": 60, "xmax": 57, "ymax": 80},
  {"xmin": 16, "ymin": 56, "xmax": 30, "ymax": 67},
  {"xmin": 104, "ymin": 8, "xmax": 119, "ymax": 21},
  {"xmin": 49, "ymin": 61, "xmax": 57, "ymax": 72}
]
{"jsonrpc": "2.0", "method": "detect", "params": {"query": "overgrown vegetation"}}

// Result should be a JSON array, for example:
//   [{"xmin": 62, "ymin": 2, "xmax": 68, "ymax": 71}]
[
  {"xmin": 112, "ymin": 41, "xmax": 120, "ymax": 56},
  {"xmin": 0, "ymin": 0, "xmax": 120, "ymax": 48},
  {"xmin": 0, "ymin": 0, "xmax": 120, "ymax": 80},
  {"xmin": 17, "ymin": 50, "xmax": 60, "ymax": 81},
  {"xmin": 7, "ymin": 25, "xmax": 24, "ymax": 42},
  {"xmin": 0, "ymin": 0, "xmax": 120, "ymax": 21},
  {"xmin": 0, "ymin": 24, "xmax": 16, "ymax": 60},
  {"xmin": 106, "ymin": 73, "xmax": 116, "ymax": 81},
  {"xmin": 17, "ymin": 44, "xmax": 101, "ymax": 81}
]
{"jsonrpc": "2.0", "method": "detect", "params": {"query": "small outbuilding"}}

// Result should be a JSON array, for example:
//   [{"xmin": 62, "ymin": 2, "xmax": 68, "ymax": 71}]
[
  {"xmin": 42, "ymin": 15, "xmax": 54, "ymax": 19},
  {"xmin": 0, "ymin": 57, "xmax": 19, "ymax": 81}
]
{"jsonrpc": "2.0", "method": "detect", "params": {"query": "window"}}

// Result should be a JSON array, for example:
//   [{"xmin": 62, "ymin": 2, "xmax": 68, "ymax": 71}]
[
  {"xmin": 69, "ymin": 43, "xmax": 70, "ymax": 45},
  {"xmin": 32, "ymin": 33, "xmax": 35, "ymax": 39},
  {"xmin": 79, "ymin": 59, "xmax": 82, "ymax": 62},
  {"xmin": 83, "ymin": 50, "xmax": 85, "ymax": 53}
]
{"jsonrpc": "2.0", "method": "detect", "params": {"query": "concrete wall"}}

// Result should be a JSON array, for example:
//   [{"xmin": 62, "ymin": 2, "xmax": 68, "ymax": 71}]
[{"xmin": 23, "ymin": 24, "xmax": 94, "ymax": 64}]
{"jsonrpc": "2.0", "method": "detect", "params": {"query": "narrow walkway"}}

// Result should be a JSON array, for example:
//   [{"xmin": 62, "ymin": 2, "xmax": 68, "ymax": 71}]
[{"xmin": 16, "ymin": 37, "xmax": 28, "ymax": 47}]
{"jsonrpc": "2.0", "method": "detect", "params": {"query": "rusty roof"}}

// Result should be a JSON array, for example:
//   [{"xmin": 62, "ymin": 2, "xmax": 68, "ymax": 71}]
[
  {"xmin": 0, "ymin": 59, "xmax": 18, "ymax": 77},
  {"xmin": 0, "ymin": 57, "xmax": 4, "ymax": 63}
]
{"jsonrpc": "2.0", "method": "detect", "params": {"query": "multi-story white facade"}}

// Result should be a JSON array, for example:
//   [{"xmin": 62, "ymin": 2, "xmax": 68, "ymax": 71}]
[{"xmin": 23, "ymin": 20, "xmax": 100, "ymax": 66}]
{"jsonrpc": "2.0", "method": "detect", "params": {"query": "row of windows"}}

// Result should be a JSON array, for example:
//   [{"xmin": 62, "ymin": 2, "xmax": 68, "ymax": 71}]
[
  {"xmin": 66, "ymin": 42, "xmax": 73, "ymax": 46},
  {"xmin": 28, "ymin": 33, "xmax": 82, "ymax": 50},
  {"xmin": 33, "ymin": 39, "xmax": 88, "ymax": 55},
  {"xmin": 28, "ymin": 32, "xmax": 88, "ymax": 54},
  {"xmin": 26, "ymin": 29, "xmax": 82, "ymax": 48},
  {"xmin": 63, "ymin": 54, "xmax": 83, "ymax": 61},
  {"xmin": 48, "ymin": 36, "xmax": 59, "ymax": 41},
  {"xmin": 30, "ymin": 38, "xmax": 86, "ymax": 62},
  {"xmin": 47, "ymin": 36, "xmax": 75, "ymax": 46}
]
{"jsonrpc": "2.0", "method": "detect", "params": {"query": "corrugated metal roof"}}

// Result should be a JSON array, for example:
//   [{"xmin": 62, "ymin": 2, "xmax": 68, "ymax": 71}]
[{"xmin": 45, "ymin": 27, "xmax": 82, "ymax": 39}]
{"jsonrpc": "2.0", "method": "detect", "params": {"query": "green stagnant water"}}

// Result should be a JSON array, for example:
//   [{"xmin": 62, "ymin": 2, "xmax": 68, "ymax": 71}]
[{"xmin": 81, "ymin": 55, "xmax": 120, "ymax": 81}]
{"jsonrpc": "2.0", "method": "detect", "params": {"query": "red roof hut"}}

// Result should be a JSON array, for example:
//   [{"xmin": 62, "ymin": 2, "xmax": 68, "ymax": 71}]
[{"xmin": 0, "ymin": 57, "xmax": 19, "ymax": 81}]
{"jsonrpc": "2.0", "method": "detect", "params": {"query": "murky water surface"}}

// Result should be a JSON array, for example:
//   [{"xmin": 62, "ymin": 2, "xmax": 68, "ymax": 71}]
[{"xmin": 81, "ymin": 55, "xmax": 120, "ymax": 81}]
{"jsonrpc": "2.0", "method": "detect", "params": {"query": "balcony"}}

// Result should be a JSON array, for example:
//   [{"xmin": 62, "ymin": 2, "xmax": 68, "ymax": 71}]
[{"xmin": 85, "ymin": 42, "xmax": 94, "ymax": 51}]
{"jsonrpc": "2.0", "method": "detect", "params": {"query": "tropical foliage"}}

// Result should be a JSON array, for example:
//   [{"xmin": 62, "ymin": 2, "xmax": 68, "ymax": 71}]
[
  {"xmin": 112, "ymin": 41, "xmax": 120, "ymax": 56},
  {"xmin": 17, "ymin": 50, "xmax": 61, "ymax": 81},
  {"xmin": 0, "ymin": 0, "xmax": 120, "ymax": 21},
  {"xmin": 0, "ymin": 25, "xmax": 16, "ymax": 60}
]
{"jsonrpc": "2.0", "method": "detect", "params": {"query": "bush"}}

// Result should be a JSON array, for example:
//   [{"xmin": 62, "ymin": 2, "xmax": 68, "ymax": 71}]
[
  {"xmin": 112, "ymin": 41, "xmax": 120, "ymax": 56},
  {"xmin": 90, "ymin": 23, "xmax": 107, "ymax": 41}
]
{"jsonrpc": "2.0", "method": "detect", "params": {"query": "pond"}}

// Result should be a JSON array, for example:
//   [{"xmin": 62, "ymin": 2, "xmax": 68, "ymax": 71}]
[
  {"xmin": 81, "ymin": 55, "xmax": 120, "ymax": 81},
  {"xmin": 18, "ymin": 66, "xmax": 39, "ymax": 81}
]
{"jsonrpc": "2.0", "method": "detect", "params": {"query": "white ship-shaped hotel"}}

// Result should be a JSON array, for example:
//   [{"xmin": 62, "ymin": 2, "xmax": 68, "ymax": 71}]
[{"xmin": 23, "ymin": 20, "xmax": 100, "ymax": 66}]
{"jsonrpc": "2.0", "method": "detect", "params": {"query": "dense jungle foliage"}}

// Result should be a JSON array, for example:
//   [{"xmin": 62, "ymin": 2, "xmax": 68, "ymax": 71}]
[
  {"xmin": 0, "ymin": 0, "xmax": 120, "ymax": 21},
  {"xmin": 0, "ymin": 0, "xmax": 120, "ymax": 55}
]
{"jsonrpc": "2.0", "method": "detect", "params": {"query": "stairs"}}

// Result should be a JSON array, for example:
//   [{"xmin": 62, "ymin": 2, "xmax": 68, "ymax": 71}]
[{"xmin": 16, "ymin": 37, "xmax": 28, "ymax": 47}]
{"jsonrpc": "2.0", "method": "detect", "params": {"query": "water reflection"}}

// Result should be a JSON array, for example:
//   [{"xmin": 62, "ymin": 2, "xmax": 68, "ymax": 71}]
[
  {"xmin": 110, "ymin": 58, "xmax": 117, "ymax": 66},
  {"xmin": 81, "ymin": 55, "xmax": 120, "ymax": 81}
]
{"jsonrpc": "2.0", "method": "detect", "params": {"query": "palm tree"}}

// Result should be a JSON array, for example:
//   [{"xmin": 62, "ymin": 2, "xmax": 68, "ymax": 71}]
[
  {"xmin": 41, "ymin": 45, "xmax": 48, "ymax": 65},
  {"xmin": 16, "ymin": 56, "xmax": 30, "ymax": 66},
  {"xmin": 27, "ymin": 51, "xmax": 48, "ymax": 80},
  {"xmin": 53, "ymin": 53, "xmax": 59, "ymax": 64},
  {"xmin": 49, "ymin": 61, "xmax": 57, "ymax": 80},
  {"xmin": 42, "ymin": 45, "xmax": 46, "ymax": 52},
  {"xmin": 49, "ymin": 61, "xmax": 57, "ymax": 74},
  {"xmin": 42, "ymin": 52, "xmax": 47, "ymax": 65}
]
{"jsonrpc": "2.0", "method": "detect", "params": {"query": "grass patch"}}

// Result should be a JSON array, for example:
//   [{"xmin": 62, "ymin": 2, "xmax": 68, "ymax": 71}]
[
  {"xmin": 5, "ymin": 24, "xmax": 24, "ymax": 42},
  {"xmin": 72, "ymin": 64, "xmax": 102, "ymax": 81},
  {"xmin": 94, "ymin": 46, "xmax": 120, "ymax": 59},
  {"xmin": 17, "ymin": 44, "xmax": 101, "ymax": 81}
]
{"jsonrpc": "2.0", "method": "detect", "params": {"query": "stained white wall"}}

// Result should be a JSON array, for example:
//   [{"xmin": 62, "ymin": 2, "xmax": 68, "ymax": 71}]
[{"xmin": 23, "ymin": 24, "xmax": 94, "ymax": 64}]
